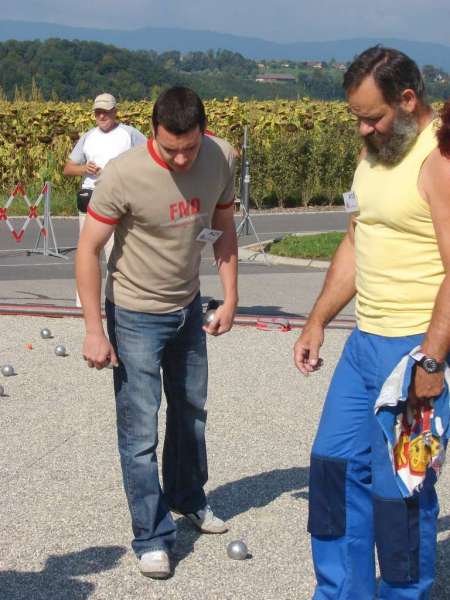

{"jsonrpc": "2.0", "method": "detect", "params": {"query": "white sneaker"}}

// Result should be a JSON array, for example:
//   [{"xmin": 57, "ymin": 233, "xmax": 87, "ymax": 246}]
[
  {"xmin": 183, "ymin": 505, "xmax": 228, "ymax": 534},
  {"xmin": 138, "ymin": 550, "xmax": 171, "ymax": 579}
]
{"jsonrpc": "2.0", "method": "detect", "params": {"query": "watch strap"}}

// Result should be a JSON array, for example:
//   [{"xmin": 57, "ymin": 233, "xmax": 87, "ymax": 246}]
[{"xmin": 410, "ymin": 350, "xmax": 445, "ymax": 372}]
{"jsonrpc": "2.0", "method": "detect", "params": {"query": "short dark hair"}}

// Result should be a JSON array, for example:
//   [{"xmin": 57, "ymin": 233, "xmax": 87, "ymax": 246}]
[
  {"xmin": 437, "ymin": 100, "xmax": 450, "ymax": 158},
  {"xmin": 152, "ymin": 86, "xmax": 207, "ymax": 134},
  {"xmin": 343, "ymin": 46, "xmax": 426, "ymax": 105}
]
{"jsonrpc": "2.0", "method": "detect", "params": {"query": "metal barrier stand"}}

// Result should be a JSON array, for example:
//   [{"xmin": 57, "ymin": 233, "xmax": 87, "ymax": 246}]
[
  {"xmin": 29, "ymin": 182, "xmax": 68, "ymax": 260},
  {"xmin": 235, "ymin": 126, "xmax": 269, "ymax": 264}
]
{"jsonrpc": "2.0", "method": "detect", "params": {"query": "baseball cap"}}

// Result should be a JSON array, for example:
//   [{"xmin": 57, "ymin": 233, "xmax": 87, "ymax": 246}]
[{"xmin": 93, "ymin": 93, "xmax": 117, "ymax": 111}]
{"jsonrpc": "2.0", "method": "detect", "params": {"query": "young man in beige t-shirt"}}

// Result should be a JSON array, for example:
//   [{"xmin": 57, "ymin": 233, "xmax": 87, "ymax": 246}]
[{"xmin": 76, "ymin": 87, "xmax": 238, "ymax": 579}]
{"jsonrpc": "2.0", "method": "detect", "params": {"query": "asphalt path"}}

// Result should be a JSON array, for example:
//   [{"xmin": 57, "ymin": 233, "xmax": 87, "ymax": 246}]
[
  {"xmin": 0, "ymin": 211, "xmax": 353, "ymax": 318},
  {"xmin": 0, "ymin": 211, "xmax": 348, "ymax": 281}
]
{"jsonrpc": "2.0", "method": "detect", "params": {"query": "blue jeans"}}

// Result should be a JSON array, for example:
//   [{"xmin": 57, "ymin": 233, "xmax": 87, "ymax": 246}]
[
  {"xmin": 309, "ymin": 329, "xmax": 439, "ymax": 600},
  {"xmin": 105, "ymin": 294, "xmax": 208, "ymax": 557}
]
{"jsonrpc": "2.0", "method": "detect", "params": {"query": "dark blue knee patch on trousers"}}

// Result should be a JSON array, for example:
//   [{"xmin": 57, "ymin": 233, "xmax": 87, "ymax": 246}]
[
  {"xmin": 308, "ymin": 456, "xmax": 347, "ymax": 537},
  {"xmin": 308, "ymin": 329, "xmax": 439, "ymax": 600}
]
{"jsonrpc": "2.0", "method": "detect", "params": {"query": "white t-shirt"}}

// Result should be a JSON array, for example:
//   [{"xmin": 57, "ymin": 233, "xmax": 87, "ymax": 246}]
[{"xmin": 69, "ymin": 123, "xmax": 147, "ymax": 189}]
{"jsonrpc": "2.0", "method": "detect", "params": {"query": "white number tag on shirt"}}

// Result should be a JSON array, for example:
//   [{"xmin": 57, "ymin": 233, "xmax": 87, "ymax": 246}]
[
  {"xmin": 342, "ymin": 191, "xmax": 359, "ymax": 213},
  {"xmin": 196, "ymin": 228, "xmax": 223, "ymax": 243}
]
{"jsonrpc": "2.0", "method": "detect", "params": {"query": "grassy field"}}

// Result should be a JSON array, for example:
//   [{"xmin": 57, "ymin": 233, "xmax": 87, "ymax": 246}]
[{"xmin": 268, "ymin": 231, "xmax": 345, "ymax": 259}]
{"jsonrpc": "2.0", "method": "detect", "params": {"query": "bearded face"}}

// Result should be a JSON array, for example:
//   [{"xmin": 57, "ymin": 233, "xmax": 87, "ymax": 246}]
[{"xmin": 363, "ymin": 107, "xmax": 420, "ymax": 166}]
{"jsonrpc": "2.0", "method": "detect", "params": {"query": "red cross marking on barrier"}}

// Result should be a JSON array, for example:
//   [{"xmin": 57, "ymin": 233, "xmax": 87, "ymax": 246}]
[
  {"xmin": 13, "ymin": 184, "xmax": 25, "ymax": 197},
  {"xmin": 12, "ymin": 229, "xmax": 25, "ymax": 242},
  {"xmin": 0, "ymin": 207, "xmax": 7, "ymax": 220},
  {"xmin": 28, "ymin": 206, "xmax": 38, "ymax": 218}
]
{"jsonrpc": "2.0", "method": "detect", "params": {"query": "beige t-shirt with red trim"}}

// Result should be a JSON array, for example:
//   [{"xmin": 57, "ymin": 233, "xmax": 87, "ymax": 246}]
[{"xmin": 88, "ymin": 134, "xmax": 236, "ymax": 313}]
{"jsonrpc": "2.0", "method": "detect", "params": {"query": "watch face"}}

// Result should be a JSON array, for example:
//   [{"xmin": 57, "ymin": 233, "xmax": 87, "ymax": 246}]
[{"xmin": 423, "ymin": 357, "xmax": 438, "ymax": 373}]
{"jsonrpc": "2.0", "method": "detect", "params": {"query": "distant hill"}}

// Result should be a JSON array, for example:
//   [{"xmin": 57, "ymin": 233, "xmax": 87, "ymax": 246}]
[
  {"xmin": 1, "ymin": 20, "xmax": 450, "ymax": 71},
  {"xmin": 0, "ymin": 39, "xmax": 347, "ymax": 102}
]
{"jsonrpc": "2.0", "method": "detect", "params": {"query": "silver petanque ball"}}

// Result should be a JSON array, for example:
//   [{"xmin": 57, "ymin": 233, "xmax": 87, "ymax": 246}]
[
  {"xmin": 203, "ymin": 309, "xmax": 216, "ymax": 326},
  {"xmin": 1, "ymin": 364, "xmax": 14, "ymax": 377},
  {"xmin": 0, "ymin": 384, "xmax": 4, "ymax": 396},
  {"xmin": 203, "ymin": 299, "xmax": 219, "ymax": 327},
  {"xmin": 40, "ymin": 328, "xmax": 52, "ymax": 339},
  {"xmin": 54, "ymin": 345, "xmax": 67, "ymax": 357},
  {"xmin": 226, "ymin": 540, "xmax": 248, "ymax": 560}
]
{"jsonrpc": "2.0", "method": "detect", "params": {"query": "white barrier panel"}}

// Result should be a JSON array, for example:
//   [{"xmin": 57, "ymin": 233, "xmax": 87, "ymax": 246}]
[
  {"xmin": 0, "ymin": 181, "xmax": 67, "ymax": 259},
  {"xmin": 0, "ymin": 183, "xmax": 47, "ymax": 242}
]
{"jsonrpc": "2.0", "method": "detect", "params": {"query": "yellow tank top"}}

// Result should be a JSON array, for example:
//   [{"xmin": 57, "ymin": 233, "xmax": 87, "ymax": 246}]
[{"xmin": 353, "ymin": 118, "xmax": 443, "ymax": 336}]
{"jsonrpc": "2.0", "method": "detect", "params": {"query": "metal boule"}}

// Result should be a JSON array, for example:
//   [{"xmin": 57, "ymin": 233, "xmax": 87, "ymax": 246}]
[
  {"xmin": 226, "ymin": 540, "xmax": 248, "ymax": 560},
  {"xmin": 1, "ymin": 364, "xmax": 14, "ymax": 377},
  {"xmin": 54, "ymin": 345, "xmax": 67, "ymax": 357},
  {"xmin": 203, "ymin": 309, "xmax": 216, "ymax": 326},
  {"xmin": 203, "ymin": 299, "xmax": 220, "ymax": 326},
  {"xmin": 40, "ymin": 328, "xmax": 52, "ymax": 339}
]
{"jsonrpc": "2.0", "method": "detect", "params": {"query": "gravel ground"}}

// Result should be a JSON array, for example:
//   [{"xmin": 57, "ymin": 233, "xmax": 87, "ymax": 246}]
[{"xmin": 1, "ymin": 317, "xmax": 449, "ymax": 600}]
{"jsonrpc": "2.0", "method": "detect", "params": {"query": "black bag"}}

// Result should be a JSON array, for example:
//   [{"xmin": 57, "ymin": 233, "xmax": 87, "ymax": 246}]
[{"xmin": 76, "ymin": 188, "xmax": 93, "ymax": 213}]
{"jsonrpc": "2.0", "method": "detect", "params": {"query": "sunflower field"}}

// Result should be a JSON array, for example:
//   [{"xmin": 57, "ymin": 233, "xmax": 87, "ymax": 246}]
[{"xmin": 0, "ymin": 97, "xmax": 363, "ymax": 213}]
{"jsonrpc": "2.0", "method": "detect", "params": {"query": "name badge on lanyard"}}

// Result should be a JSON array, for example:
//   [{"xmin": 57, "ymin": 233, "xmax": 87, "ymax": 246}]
[
  {"xmin": 342, "ymin": 191, "xmax": 359, "ymax": 213},
  {"xmin": 196, "ymin": 228, "xmax": 223, "ymax": 243}
]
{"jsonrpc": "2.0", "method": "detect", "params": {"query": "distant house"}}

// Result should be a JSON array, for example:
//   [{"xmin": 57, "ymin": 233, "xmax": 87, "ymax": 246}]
[
  {"xmin": 333, "ymin": 63, "xmax": 347, "ymax": 71},
  {"xmin": 303, "ymin": 61, "xmax": 324, "ymax": 69},
  {"xmin": 255, "ymin": 73, "xmax": 297, "ymax": 83}
]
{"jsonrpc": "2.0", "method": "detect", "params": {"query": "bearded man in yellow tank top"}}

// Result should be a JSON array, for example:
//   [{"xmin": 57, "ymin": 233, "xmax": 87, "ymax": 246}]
[{"xmin": 294, "ymin": 47, "xmax": 450, "ymax": 599}]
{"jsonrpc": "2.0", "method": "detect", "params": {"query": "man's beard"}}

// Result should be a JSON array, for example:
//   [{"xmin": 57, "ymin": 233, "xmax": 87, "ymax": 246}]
[{"xmin": 364, "ymin": 109, "xmax": 420, "ymax": 166}]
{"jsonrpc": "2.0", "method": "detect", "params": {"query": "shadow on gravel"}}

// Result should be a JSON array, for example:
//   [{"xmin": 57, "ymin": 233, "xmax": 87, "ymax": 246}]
[
  {"xmin": 173, "ymin": 466, "xmax": 309, "ymax": 566},
  {"xmin": 434, "ymin": 516, "xmax": 450, "ymax": 599},
  {"xmin": 201, "ymin": 295, "xmax": 305, "ymax": 319},
  {"xmin": 236, "ymin": 305, "xmax": 306, "ymax": 318},
  {"xmin": 0, "ymin": 545, "xmax": 126, "ymax": 600}
]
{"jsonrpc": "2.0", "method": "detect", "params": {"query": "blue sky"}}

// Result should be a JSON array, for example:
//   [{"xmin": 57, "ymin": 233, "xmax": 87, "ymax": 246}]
[{"xmin": 3, "ymin": 0, "xmax": 450, "ymax": 46}]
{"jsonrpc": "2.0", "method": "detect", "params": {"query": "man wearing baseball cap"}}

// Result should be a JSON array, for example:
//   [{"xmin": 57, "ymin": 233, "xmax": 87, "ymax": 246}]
[
  {"xmin": 93, "ymin": 92, "xmax": 117, "ymax": 110},
  {"xmin": 64, "ymin": 93, "xmax": 146, "ymax": 305}
]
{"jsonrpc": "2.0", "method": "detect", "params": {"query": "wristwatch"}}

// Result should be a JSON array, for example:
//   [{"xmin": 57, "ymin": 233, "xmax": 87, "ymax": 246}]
[{"xmin": 411, "ymin": 351, "xmax": 446, "ymax": 374}]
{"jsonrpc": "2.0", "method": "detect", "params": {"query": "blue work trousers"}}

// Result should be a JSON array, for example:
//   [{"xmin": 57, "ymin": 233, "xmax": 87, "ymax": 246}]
[{"xmin": 309, "ymin": 328, "xmax": 439, "ymax": 599}]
